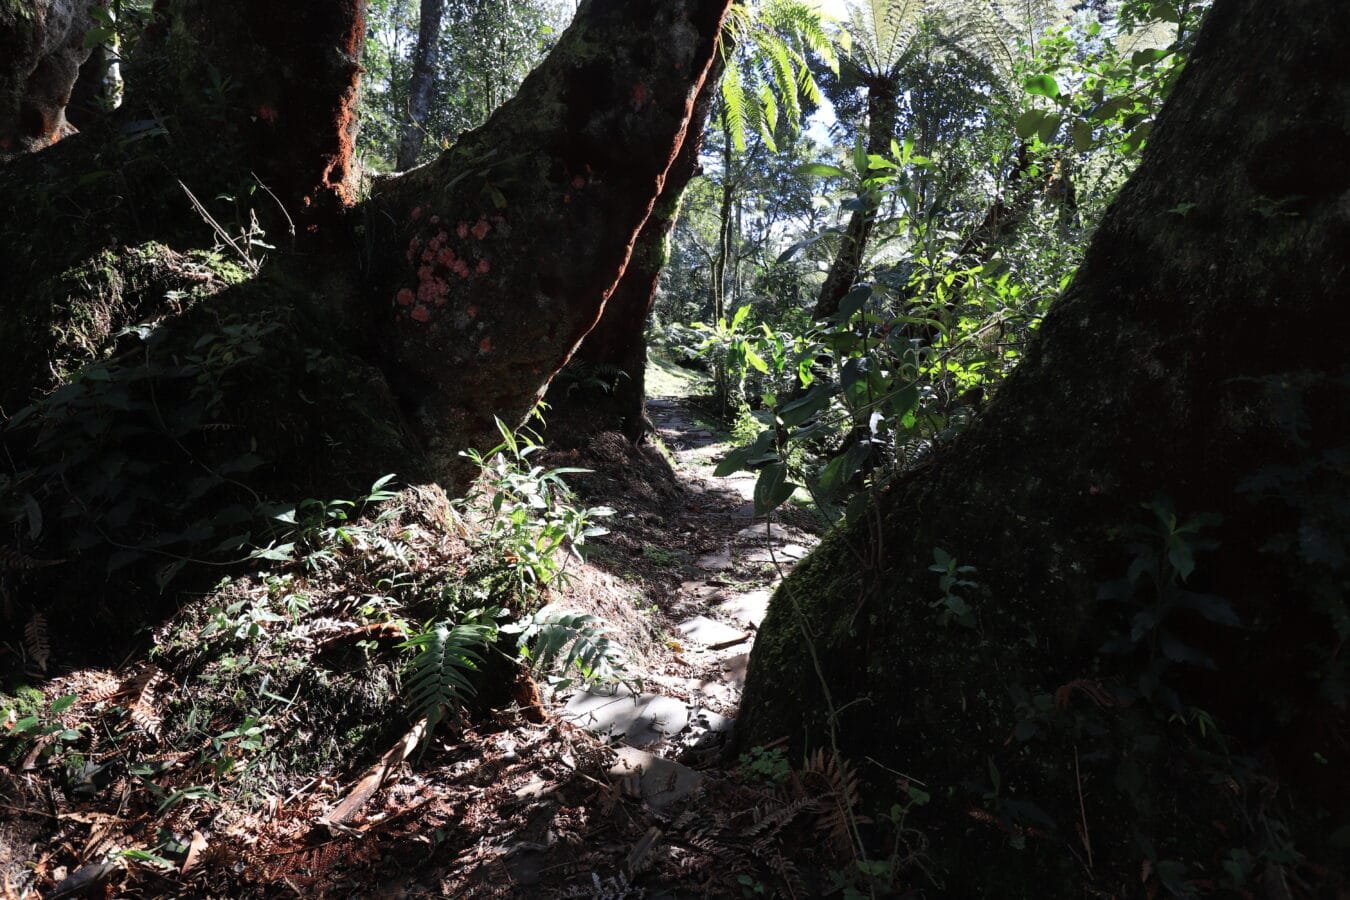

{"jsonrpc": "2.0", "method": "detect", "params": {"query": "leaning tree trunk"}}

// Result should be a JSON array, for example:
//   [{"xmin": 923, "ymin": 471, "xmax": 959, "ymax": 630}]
[
  {"xmin": 811, "ymin": 74, "xmax": 898, "ymax": 320},
  {"xmin": 1, "ymin": 0, "xmax": 733, "ymax": 614},
  {"xmin": 365, "ymin": 0, "xmax": 731, "ymax": 484},
  {"xmin": 543, "ymin": 49, "xmax": 724, "ymax": 443},
  {"xmin": 395, "ymin": 0, "xmax": 445, "ymax": 171},
  {"xmin": 740, "ymin": 0, "xmax": 1349, "ymax": 894}
]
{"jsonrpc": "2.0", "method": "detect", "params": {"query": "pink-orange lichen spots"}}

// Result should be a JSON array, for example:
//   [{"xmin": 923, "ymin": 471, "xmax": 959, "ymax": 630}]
[
  {"xmin": 437, "ymin": 248, "xmax": 456, "ymax": 266},
  {"xmin": 472, "ymin": 219, "xmax": 491, "ymax": 240},
  {"xmin": 411, "ymin": 306, "xmax": 431, "ymax": 323},
  {"xmin": 454, "ymin": 260, "xmax": 472, "ymax": 279},
  {"xmin": 430, "ymin": 215, "xmax": 441, "ymax": 225},
  {"xmin": 479, "ymin": 337, "xmax": 494, "ymax": 354},
  {"xmin": 457, "ymin": 222, "xmax": 470, "ymax": 239},
  {"xmin": 396, "ymin": 288, "xmax": 414, "ymax": 306},
  {"xmin": 631, "ymin": 83, "xmax": 650, "ymax": 110},
  {"xmin": 477, "ymin": 258, "xmax": 491, "ymax": 275},
  {"xmin": 411, "ymin": 206, "xmax": 423, "ymax": 221},
  {"xmin": 467, "ymin": 305, "xmax": 479, "ymax": 319},
  {"xmin": 571, "ymin": 175, "xmax": 587, "ymax": 190},
  {"xmin": 258, "ymin": 104, "xmax": 280, "ymax": 124}
]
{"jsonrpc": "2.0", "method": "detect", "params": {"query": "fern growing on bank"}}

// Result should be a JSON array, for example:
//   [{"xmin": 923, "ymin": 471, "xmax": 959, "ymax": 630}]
[
  {"xmin": 505, "ymin": 605, "xmax": 628, "ymax": 692},
  {"xmin": 400, "ymin": 613, "xmax": 500, "ymax": 732}
]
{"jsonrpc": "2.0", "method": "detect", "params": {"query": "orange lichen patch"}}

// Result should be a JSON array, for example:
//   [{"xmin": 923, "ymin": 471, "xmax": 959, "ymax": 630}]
[
  {"xmin": 479, "ymin": 337, "xmax": 494, "ymax": 354},
  {"xmin": 411, "ymin": 306, "xmax": 431, "ymax": 323},
  {"xmin": 476, "ymin": 259, "xmax": 491, "ymax": 275},
  {"xmin": 456, "ymin": 222, "xmax": 470, "ymax": 239},
  {"xmin": 466, "ymin": 305, "xmax": 479, "ymax": 319},
  {"xmin": 411, "ymin": 206, "xmax": 423, "ymax": 220},
  {"xmin": 396, "ymin": 289, "xmax": 415, "ymax": 307},
  {"xmin": 258, "ymin": 104, "xmax": 279, "ymax": 124},
  {"xmin": 472, "ymin": 219, "xmax": 491, "ymax": 240},
  {"xmin": 571, "ymin": 175, "xmax": 587, "ymax": 190},
  {"xmin": 630, "ymin": 82, "xmax": 650, "ymax": 110}
]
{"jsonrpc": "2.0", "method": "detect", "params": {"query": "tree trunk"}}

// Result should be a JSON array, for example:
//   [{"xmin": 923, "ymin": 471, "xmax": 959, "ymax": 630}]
[
  {"xmin": 811, "ymin": 75, "xmax": 898, "ymax": 320},
  {"xmin": 0, "ymin": 0, "xmax": 98, "ymax": 159},
  {"xmin": 126, "ymin": 0, "xmax": 367, "ymax": 216},
  {"xmin": 363, "ymin": 0, "xmax": 731, "ymax": 485},
  {"xmin": 544, "ymin": 49, "xmax": 723, "ymax": 442},
  {"xmin": 740, "ymin": 0, "xmax": 1349, "ymax": 892},
  {"xmin": 395, "ymin": 0, "xmax": 445, "ymax": 171}
]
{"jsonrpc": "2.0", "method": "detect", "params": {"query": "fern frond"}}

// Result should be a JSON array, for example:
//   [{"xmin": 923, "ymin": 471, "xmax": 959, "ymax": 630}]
[
  {"xmin": 720, "ymin": 63, "xmax": 749, "ymax": 153},
  {"xmin": 400, "ymin": 616, "xmax": 498, "ymax": 731},
  {"xmin": 508, "ymin": 605, "xmax": 626, "ymax": 691}
]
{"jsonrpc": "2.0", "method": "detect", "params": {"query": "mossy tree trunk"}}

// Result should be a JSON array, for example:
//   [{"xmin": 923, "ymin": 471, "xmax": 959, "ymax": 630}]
[
  {"xmin": 543, "ymin": 51, "xmax": 724, "ymax": 443},
  {"xmin": 1, "ymin": 0, "xmax": 733, "ymax": 618},
  {"xmin": 739, "ymin": 0, "xmax": 1349, "ymax": 892},
  {"xmin": 364, "ymin": 0, "xmax": 731, "ymax": 483}
]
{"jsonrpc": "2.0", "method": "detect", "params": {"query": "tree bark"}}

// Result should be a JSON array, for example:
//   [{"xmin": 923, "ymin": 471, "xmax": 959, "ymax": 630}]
[
  {"xmin": 395, "ymin": 0, "xmax": 445, "ymax": 171},
  {"xmin": 811, "ymin": 75, "xmax": 898, "ymax": 320},
  {"xmin": 365, "ymin": 0, "xmax": 732, "ymax": 485},
  {"xmin": 544, "ymin": 49, "xmax": 723, "ymax": 442},
  {"xmin": 126, "ymin": 0, "xmax": 367, "ymax": 215},
  {"xmin": 740, "ymin": 0, "xmax": 1349, "ymax": 891},
  {"xmin": 0, "ymin": 0, "xmax": 98, "ymax": 159}
]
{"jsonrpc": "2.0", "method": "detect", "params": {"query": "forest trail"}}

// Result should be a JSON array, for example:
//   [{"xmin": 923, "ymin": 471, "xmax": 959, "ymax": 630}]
[{"xmin": 554, "ymin": 386, "xmax": 820, "ymax": 790}]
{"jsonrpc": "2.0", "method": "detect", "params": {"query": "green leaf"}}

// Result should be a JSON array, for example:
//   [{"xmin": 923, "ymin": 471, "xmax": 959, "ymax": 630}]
[
  {"xmin": 50, "ymin": 694, "xmax": 78, "ymax": 714},
  {"xmin": 1037, "ymin": 113, "xmax": 1063, "ymax": 144},
  {"xmin": 82, "ymin": 25, "xmax": 115, "ymax": 48},
  {"xmin": 1122, "ymin": 122, "xmax": 1153, "ymax": 154},
  {"xmin": 851, "ymin": 138, "xmax": 868, "ymax": 176},
  {"xmin": 753, "ymin": 463, "xmax": 797, "ymax": 515},
  {"xmin": 835, "ymin": 284, "xmax": 872, "ymax": 320},
  {"xmin": 1015, "ymin": 110, "xmax": 1048, "ymax": 140},
  {"xmin": 797, "ymin": 163, "xmax": 847, "ymax": 178},
  {"xmin": 743, "ymin": 346, "xmax": 769, "ymax": 374},
  {"xmin": 1072, "ymin": 121, "xmax": 1095, "ymax": 152},
  {"xmin": 1131, "ymin": 47, "xmax": 1170, "ymax": 66},
  {"xmin": 1024, "ymin": 74, "xmax": 1060, "ymax": 99}
]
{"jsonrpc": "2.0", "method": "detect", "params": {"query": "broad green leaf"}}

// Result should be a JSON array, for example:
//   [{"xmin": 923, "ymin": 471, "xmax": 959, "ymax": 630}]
[
  {"xmin": 1072, "ymin": 121, "xmax": 1095, "ymax": 151},
  {"xmin": 743, "ymin": 347, "xmax": 769, "ymax": 374},
  {"xmin": 1015, "ymin": 110, "xmax": 1048, "ymax": 140},
  {"xmin": 796, "ymin": 163, "xmax": 847, "ymax": 178},
  {"xmin": 1131, "ymin": 47, "xmax": 1170, "ymax": 66},
  {"xmin": 1024, "ymin": 74, "xmax": 1060, "ymax": 99},
  {"xmin": 753, "ymin": 463, "xmax": 798, "ymax": 515}
]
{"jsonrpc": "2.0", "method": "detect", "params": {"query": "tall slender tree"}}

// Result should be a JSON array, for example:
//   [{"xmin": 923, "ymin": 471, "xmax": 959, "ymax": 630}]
[{"xmin": 396, "ymin": 0, "xmax": 445, "ymax": 170}]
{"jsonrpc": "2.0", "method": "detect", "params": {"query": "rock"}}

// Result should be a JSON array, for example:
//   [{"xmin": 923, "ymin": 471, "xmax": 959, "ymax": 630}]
[
  {"xmin": 609, "ymin": 746, "xmax": 704, "ymax": 809},
  {"xmin": 676, "ymin": 615, "xmax": 749, "ymax": 648},
  {"xmin": 695, "ymin": 548, "xmax": 734, "ymax": 571},
  {"xmin": 721, "ymin": 653, "xmax": 750, "ymax": 687},
  {"xmin": 717, "ymin": 590, "xmax": 771, "ymax": 627},
  {"xmin": 563, "ymin": 684, "xmax": 689, "ymax": 748}
]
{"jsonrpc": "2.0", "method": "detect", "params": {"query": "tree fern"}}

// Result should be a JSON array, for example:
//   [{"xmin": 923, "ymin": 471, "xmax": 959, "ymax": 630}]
[
  {"xmin": 400, "ymin": 614, "xmax": 499, "ymax": 733},
  {"xmin": 720, "ymin": 0, "xmax": 839, "ymax": 153}
]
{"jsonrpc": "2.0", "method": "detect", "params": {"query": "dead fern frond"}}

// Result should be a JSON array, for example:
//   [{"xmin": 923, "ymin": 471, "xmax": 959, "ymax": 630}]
[
  {"xmin": 23, "ymin": 613, "xmax": 50, "ymax": 675},
  {"xmin": 1, "ymin": 548, "xmax": 64, "ymax": 570},
  {"xmin": 123, "ymin": 667, "xmax": 168, "ymax": 739},
  {"xmin": 799, "ymin": 749, "xmax": 865, "ymax": 859}
]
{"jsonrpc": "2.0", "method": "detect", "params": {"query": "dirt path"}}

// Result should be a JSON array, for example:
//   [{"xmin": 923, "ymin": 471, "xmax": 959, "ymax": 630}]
[
  {"xmin": 556, "ymin": 390, "xmax": 820, "ymax": 782},
  {"xmin": 1, "ymin": 379, "xmax": 834, "ymax": 899}
]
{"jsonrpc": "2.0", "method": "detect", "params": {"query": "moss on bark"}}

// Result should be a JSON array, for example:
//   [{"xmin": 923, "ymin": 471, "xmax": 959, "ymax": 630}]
[{"xmin": 739, "ymin": 0, "xmax": 1350, "ymax": 893}]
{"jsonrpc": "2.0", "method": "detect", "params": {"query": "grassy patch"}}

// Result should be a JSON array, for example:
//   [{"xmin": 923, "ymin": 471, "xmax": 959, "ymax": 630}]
[{"xmin": 645, "ymin": 349, "xmax": 704, "ymax": 399}]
